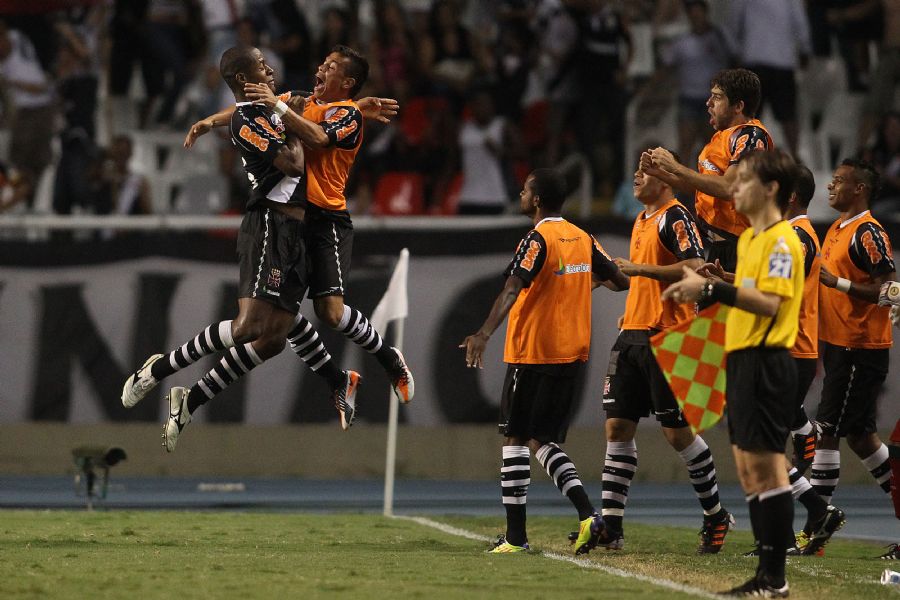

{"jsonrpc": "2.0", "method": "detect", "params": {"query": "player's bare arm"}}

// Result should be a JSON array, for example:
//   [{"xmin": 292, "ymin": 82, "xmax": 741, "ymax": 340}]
[
  {"xmin": 639, "ymin": 150, "xmax": 694, "ymax": 193},
  {"xmin": 594, "ymin": 270, "xmax": 630, "ymax": 291},
  {"xmin": 697, "ymin": 259, "xmax": 735, "ymax": 283},
  {"xmin": 272, "ymin": 135, "xmax": 305, "ymax": 178},
  {"xmin": 459, "ymin": 275, "xmax": 525, "ymax": 369},
  {"xmin": 648, "ymin": 147, "xmax": 737, "ymax": 199},
  {"xmin": 614, "ymin": 257, "xmax": 703, "ymax": 283},
  {"xmin": 820, "ymin": 266, "xmax": 896, "ymax": 304},
  {"xmin": 184, "ymin": 106, "xmax": 235, "ymax": 148},
  {"xmin": 663, "ymin": 265, "xmax": 782, "ymax": 316}
]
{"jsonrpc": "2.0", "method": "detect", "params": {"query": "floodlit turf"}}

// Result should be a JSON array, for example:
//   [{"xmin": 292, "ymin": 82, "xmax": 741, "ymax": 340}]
[{"xmin": 0, "ymin": 511, "xmax": 896, "ymax": 599}]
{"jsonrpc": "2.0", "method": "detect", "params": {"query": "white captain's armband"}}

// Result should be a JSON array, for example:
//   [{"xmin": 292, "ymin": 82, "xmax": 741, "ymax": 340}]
[{"xmin": 878, "ymin": 281, "xmax": 900, "ymax": 306}]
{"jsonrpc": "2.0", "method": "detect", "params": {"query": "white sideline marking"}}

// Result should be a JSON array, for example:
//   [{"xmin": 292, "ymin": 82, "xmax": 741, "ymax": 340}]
[{"xmin": 397, "ymin": 516, "xmax": 720, "ymax": 599}]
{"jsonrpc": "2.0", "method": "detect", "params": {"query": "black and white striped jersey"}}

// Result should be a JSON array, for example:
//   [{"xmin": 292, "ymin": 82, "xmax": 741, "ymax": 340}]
[{"xmin": 230, "ymin": 102, "xmax": 305, "ymax": 210}]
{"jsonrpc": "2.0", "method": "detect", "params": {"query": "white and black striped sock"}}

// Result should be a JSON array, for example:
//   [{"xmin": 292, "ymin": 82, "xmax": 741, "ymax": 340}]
[
  {"xmin": 535, "ymin": 443, "xmax": 593, "ymax": 520},
  {"xmin": 186, "ymin": 342, "xmax": 263, "ymax": 413},
  {"xmin": 287, "ymin": 314, "xmax": 343, "ymax": 388},
  {"xmin": 501, "ymin": 445, "xmax": 530, "ymax": 546},
  {"xmin": 602, "ymin": 440, "xmax": 637, "ymax": 531},
  {"xmin": 810, "ymin": 449, "xmax": 840, "ymax": 503},
  {"xmin": 336, "ymin": 305, "xmax": 401, "ymax": 371},
  {"xmin": 677, "ymin": 436, "xmax": 722, "ymax": 516},
  {"xmin": 152, "ymin": 321, "xmax": 234, "ymax": 380},
  {"xmin": 861, "ymin": 444, "xmax": 892, "ymax": 494}
]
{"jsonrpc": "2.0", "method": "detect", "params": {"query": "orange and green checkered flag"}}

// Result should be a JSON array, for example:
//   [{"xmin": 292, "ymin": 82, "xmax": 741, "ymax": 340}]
[{"xmin": 650, "ymin": 304, "xmax": 729, "ymax": 434}]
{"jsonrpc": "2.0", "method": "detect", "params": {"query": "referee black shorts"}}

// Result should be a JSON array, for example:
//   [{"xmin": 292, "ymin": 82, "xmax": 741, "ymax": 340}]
[
  {"xmin": 500, "ymin": 362, "xmax": 582, "ymax": 444},
  {"xmin": 726, "ymin": 347, "xmax": 796, "ymax": 453},
  {"xmin": 816, "ymin": 342, "xmax": 889, "ymax": 437},
  {"xmin": 305, "ymin": 203, "xmax": 354, "ymax": 299},
  {"xmin": 602, "ymin": 332, "xmax": 688, "ymax": 429},
  {"xmin": 237, "ymin": 207, "xmax": 307, "ymax": 314}
]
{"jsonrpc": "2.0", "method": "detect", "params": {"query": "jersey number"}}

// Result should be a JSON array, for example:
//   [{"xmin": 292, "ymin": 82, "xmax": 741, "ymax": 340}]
[
  {"xmin": 861, "ymin": 230, "xmax": 884, "ymax": 264},
  {"xmin": 673, "ymin": 219, "xmax": 691, "ymax": 252},
  {"xmin": 768, "ymin": 253, "xmax": 792, "ymax": 279}
]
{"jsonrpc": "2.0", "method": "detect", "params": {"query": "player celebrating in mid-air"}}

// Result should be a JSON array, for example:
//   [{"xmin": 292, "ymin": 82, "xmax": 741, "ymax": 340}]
[
  {"xmin": 460, "ymin": 169, "xmax": 628, "ymax": 554},
  {"xmin": 122, "ymin": 46, "xmax": 340, "ymax": 449},
  {"xmin": 185, "ymin": 45, "xmax": 412, "ymax": 423}
]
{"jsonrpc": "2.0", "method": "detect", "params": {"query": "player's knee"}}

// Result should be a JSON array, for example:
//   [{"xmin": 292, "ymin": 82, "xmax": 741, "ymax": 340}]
[
  {"xmin": 315, "ymin": 300, "xmax": 344, "ymax": 328},
  {"xmin": 231, "ymin": 318, "xmax": 262, "ymax": 344},
  {"xmin": 605, "ymin": 418, "xmax": 635, "ymax": 441},
  {"xmin": 253, "ymin": 335, "xmax": 286, "ymax": 359}
]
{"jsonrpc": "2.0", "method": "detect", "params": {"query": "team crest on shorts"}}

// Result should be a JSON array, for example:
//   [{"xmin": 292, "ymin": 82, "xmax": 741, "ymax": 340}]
[{"xmin": 267, "ymin": 268, "xmax": 282, "ymax": 290}]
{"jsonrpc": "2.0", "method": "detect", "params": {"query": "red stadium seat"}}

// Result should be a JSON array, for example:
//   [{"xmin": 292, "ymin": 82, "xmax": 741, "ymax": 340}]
[
  {"xmin": 429, "ymin": 172, "xmax": 462, "ymax": 215},
  {"xmin": 521, "ymin": 100, "xmax": 548, "ymax": 149},
  {"xmin": 372, "ymin": 172, "xmax": 425, "ymax": 215}
]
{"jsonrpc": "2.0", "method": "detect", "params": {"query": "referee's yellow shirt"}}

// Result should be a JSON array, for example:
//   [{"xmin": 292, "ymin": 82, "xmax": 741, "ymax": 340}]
[{"xmin": 725, "ymin": 220, "xmax": 804, "ymax": 352}]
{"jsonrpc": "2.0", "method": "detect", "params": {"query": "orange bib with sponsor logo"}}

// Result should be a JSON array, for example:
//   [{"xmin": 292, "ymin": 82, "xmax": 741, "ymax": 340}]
[
  {"xmin": 504, "ymin": 219, "xmax": 597, "ymax": 364},
  {"xmin": 819, "ymin": 212, "xmax": 893, "ymax": 349},
  {"xmin": 790, "ymin": 216, "xmax": 821, "ymax": 358}
]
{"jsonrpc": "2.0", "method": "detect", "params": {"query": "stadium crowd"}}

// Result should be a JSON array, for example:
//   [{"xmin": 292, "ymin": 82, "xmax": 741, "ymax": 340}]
[{"xmin": 0, "ymin": 0, "xmax": 898, "ymax": 219}]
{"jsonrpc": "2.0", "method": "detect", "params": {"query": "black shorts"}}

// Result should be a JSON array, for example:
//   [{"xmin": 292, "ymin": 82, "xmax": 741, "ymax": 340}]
[
  {"xmin": 603, "ymin": 332, "xmax": 688, "ymax": 428},
  {"xmin": 816, "ymin": 342, "xmax": 889, "ymax": 437},
  {"xmin": 726, "ymin": 348, "xmax": 796, "ymax": 453},
  {"xmin": 237, "ymin": 207, "xmax": 307, "ymax": 313},
  {"xmin": 499, "ymin": 362, "xmax": 581, "ymax": 443},
  {"xmin": 747, "ymin": 64, "xmax": 797, "ymax": 122},
  {"xmin": 305, "ymin": 203, "xmax": 354, "ymax": 299},
  {"xmin": 705, "ymin": 238, "xmax": 739, "ymax": 273},
  {"xmin": 698, "ymin": 238, "xmax": 739, "ymax": 310},
  {"xmin": 791, "ymin": 357, "xmax": 817, "ymax": 430}
]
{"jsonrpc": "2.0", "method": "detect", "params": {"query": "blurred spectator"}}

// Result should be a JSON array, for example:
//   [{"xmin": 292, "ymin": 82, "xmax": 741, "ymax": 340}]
[
  {"xmin": 862, "ymin": 111, "xmax": 900, "ymax": 218},
  {"xmin": 570, "ymin": 0, "xmax": 633, "ymax": 195},
  {"xmin": 456, "ymin": 88, "xmax": 519, "ymax": 215},
  {"xmin": 858, "ymin": 0, "xmax": 900, "ymax": 151},
  {"xmin": 53, "ymin": 7, "xmax": 104, "ymax": 217},
  {"xmin": 0, "ymin": 160, "xmax": 31, "ymax": 214},
  {"xmin": 140, "ymin": 0, "xmax": 205, "ymax": 127},
  {"xmin": 729, "ymin": 0, "xmax": 811, "ymax": 157},
  {"xmin": 0, "ymin": 20, "xmax": 56, "ymax": 209},
  {"xmin": 257, "ymin": 0, "xmax": 314, "ymax": 91},
  {"xmin": 200, "ymin": 0, "xmax": 240, "ymax": 64},
  {"xmin": 421, "ymin": 0, "xmax": 476, "ymax": 108},
  {"xmin": 315, "ymin": 6, "xmax": 355, "ymax": 70},
  {"xmin": 369, "ymin": 0, "xmax": 416, "ymax": 99},
  {"xmin": 492, "ymin": 18, "xmax": 532, "ymax": 122},
  {"xmin": 819, "ymin": 0, "xmax": 884, "ymax": 93},
  {"xmin": 647, "ymin": 0, "xmax": 732, "ymax": 168},
  {"xmin": 98, "ymin": 135, "xmax": 152, "ymax": 217},
  {"xmin": 107, "ymin": 0, "xmax": 148, "ymax": 129},
  {"xmin": 536, "ymin": 0, "xmax": 580, "ymax": 168}
]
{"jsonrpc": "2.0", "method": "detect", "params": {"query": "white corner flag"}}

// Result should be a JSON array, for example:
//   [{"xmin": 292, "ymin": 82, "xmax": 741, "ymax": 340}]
[
  {"xmin": 371, "ymin": 248, "xmax": 409, "ymax": 336},
  {"xmin": 378, "ymin": 249, "xmax": 409, "ymax": 517}
]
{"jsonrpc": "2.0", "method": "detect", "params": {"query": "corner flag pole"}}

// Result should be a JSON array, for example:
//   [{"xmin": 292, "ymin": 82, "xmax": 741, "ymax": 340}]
[{"xmin": 373, "ymin": 248, "xmax": 410, "ymax": 517}]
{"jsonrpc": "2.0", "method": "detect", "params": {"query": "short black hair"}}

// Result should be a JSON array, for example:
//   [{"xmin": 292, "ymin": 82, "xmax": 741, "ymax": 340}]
[
  {"xmin": 332, "ymin": 45, "xmax": 369, "ymax": 98},
  {"xmin": 793, "ymin": 163, "xmax": 815, "ymax": 208},
  {"xmin": 711, "ymin": 68, "xmax": 762, "ymax": 118},
  {"xmin": 740, "ymin": 148, "xmax": 798, "ymax": 213},
  {"xmin": 220, "ymin": 45, "xmax": 258, "ymax": 93},
  {"xmin": 529, "ymin": 168, "xmax": 567, "ymax": 212},
  {"xmin": 840, "ymin": 157, "xmax": 881, "ymax": 202}
]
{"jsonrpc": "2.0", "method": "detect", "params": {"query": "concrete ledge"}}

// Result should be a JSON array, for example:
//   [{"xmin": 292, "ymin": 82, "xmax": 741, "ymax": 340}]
[{"xmin": 0, "ymin": 423, "xmax": 881, "ymax": 483}]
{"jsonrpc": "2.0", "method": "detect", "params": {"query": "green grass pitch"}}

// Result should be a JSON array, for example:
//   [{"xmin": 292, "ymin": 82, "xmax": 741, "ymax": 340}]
[{"xmin": 0, "ymin": 510, "xmax": 896, "ymax": 599}]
